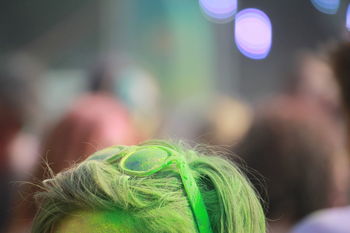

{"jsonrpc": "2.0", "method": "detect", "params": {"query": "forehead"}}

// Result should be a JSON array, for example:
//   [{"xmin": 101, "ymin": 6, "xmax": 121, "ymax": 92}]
[{"xmin": 54, "ymin": 210, "xmax": 135, "ymax": 233}]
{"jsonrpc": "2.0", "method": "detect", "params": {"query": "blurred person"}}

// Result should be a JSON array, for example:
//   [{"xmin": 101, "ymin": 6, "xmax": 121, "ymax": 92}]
[
  {"xmin": 290, "ymin": 206, "xmax": 350, "ymax": 233},
  {"xmin": 332, "ymin": 42, "xmax": 350, "ymax": 147},
  {"xmin": 285, "ymin": 41, "xmax": 350, "ymax": 233},
  {"xmin": 89, "ymin": 57, "xmax": 162, "ymax": 139},
  {"xmin": 160, "ymin": 96, "xmax": 209, "ymax": 142},
  {"xmin": 286, "ymin": 52, "xmax": 345, "ymax": 131},
  {"xmin": 289, "ymin": 53, "xmax": 340, "ymax": 109},
  {"xmin": 197, "ymin": 96, "xmax": 253, "ymax": 146},
  {"xmin": 8, "ymin": 93, "xmax": 139, "ymax": 233},
  {"xmin": 0, "ymin": 53, "xmax": 42, "ymax": 176},
  {"xmin": 32, "ymin": 140, "xmax": 266, "ymax": 233},
  {"xmin": 40, "ymin": 93, "xmax": 139, "ymax": 173},
  {"xmin": 234, "ymin": 98, "xmax": 349, "ymax": 233},
  {"xmin": 0, "ymin": 53, "xmax": 42, "ymax": 233}
]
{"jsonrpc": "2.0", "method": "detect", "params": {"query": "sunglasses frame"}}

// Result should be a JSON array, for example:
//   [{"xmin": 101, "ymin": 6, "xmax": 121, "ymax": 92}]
[{"xmin": 89, "ymin": 145, "xmax": 213, "ymax": 233}]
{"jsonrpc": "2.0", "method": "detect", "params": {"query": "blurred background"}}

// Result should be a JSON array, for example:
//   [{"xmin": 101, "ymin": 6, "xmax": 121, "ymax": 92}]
[
  {"xmin": 1, "ymin": 0, "xmax": 348, "ymax": 118},
  {"xmin": 2, "ymin": 0, "xmax": 350, "ymax": 233},
  {"xmin": 1, "ymin": 0, "xmax": 349, "ymax": 131}
]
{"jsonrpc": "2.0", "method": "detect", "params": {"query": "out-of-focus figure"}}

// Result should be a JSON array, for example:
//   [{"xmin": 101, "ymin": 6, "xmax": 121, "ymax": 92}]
[
  {"xmin": 0, "ymin": 54, "xmax": 42, "ymax": 177},
  {"xmin": 287, "ymin": 41, "xmax": 350, "ymax": 233},
  {"xmin": 0, "ymin": 54, "xmax": 41, "ymax": 233},
  {"xmin": 332, "ymin": 42, "xmax": 350, "ymax": 148},
  {"xmin": 89, "ymin": 57, "xmax": 162, "ymax": 140},
  {"xmin": 286, "ymin": 52, "xmax": 344, "ymax": 130},
  {"xmin": 8, "ymin": 93, "xmax": 139, "ymax": 233},
  {"xmin": 290, "ymin": 206, "xmax": 350, "ymax": 233},
  {"xmin": 234, "ymin": 98, "xmax": 349, "ymax": 233},
  {"xmin": 197, "ymin": 96, "xmax": 253, "ymax": 146},
  {"xmin": 159, "ymin": 97, "xmax": 208, "ymax": 142},
  {"xmin": 40, "ymin": 93, "xmax": 139, "ymax": 173}
]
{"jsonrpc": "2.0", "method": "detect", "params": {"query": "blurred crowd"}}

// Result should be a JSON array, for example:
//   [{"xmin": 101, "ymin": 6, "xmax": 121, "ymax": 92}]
[{"xmin": 1, "ymin": 41, "xmax": 350, "ymax": 233}]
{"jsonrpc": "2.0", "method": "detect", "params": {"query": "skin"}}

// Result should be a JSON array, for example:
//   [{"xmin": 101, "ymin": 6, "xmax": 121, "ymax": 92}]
[{"xmin": 54, "ymin": 210, "xmax": 136, "ymax": 233}]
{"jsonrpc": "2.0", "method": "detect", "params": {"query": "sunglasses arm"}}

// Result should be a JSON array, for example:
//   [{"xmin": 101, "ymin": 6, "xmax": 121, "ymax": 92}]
[{"xmin": 176, "ymin": 160, "xmax": 214, "ymax": 233}]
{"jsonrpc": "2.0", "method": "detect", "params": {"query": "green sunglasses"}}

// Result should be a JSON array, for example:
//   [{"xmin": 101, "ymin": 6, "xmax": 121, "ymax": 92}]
[{"xmin": 88, "ymin": 145, "xmax": 214, "ymax": 233}]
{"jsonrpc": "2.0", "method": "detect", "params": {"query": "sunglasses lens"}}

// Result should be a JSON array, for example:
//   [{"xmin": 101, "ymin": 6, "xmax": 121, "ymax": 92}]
[
  {"xmin": 87, "ymin": 146, "xmax": 124, "ymax": 161},
  {"xmin": 124, "ymin": 148, "xmax": 168, "ymax": 172}
]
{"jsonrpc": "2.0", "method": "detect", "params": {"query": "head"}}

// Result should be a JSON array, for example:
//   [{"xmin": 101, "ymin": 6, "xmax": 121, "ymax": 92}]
[
  {"xmin": 32, "ymin": 140, "xmax": 266, "ymax": 233},
  {"xmin": 285, "ymin": 52, "xmax": 342, "ymax": 125},
  {"xmin": 0, "ymin": 53, "xmax": 41, "ymax": 171},
  {"xmin": 21, "ymin": 94, "xmax": 139, "ymax": 219},
  {"xmin": 41, "ymin": 93, "xmax": 139, "ymax": 174},
  {"xmin": 198, "ymin": 96, "xmax": 252, "ymax": 146},
  {"xmin": 234, "ymin": 99, "xmax": 349, "ymax": 225},
  {"xmin": 89, "ymin": 57, "xmax": 161, "ymax": 139}
]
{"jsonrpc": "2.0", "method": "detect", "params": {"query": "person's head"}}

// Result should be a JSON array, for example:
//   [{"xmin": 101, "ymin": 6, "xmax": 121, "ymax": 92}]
[
  {"xmin": 197, "ymin": 96, "xmax": 252, "ymax": 146},
  {"xmin": 32, "ymin": 140, "xmax": 266, "ymax": 233},
  {"xmin": 20, "ymin": 93, "xmax": 139, "ymax": 220},
  {"xmin": 41, "ymin": 93, "xmax": 139, "ymax": 174},
  {"xmin": 284, "ymin": 51, "xmax": 343, "ymax": 128},
  {"xmin": 234, "ymin": 99, "xmax": 349, "ymax": 225},
  {"xmin": 331, "ymin": 42, "xmax": 350, "ymax": 150},
  {"xmin": 0, "ymin": 54, "xmax": 40, "ymax": 156},
  {"xmin": 89, "ymin": 57, "xmax": 161, "ymax": 139}
]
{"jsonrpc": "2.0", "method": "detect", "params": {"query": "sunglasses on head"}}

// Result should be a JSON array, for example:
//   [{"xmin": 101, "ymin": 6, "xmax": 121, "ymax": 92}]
[{"xmin": 88, "ymin": 144, "xmax": 214, "ymax": 233}]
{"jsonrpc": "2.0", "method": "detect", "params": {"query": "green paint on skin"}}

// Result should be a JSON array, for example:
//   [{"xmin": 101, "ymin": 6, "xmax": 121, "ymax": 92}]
[{"xmin": 54, "ymin": 210, "xmax": 136, "ymax": 233}]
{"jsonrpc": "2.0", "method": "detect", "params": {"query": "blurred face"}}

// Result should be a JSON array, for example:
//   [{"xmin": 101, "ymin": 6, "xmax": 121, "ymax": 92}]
[
  {"xmin": 299, "ymin": 56, "xmax": 341, "ymax": 108},
  {"xmin": 54, "ymin": 210, "xmax": 135, "ymax": 233}
]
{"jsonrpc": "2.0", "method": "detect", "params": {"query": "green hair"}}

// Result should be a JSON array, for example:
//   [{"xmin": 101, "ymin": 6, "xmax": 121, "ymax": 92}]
[{"xmin": 32, "ymin": 140, "xmax": 266, "ymax": 233}]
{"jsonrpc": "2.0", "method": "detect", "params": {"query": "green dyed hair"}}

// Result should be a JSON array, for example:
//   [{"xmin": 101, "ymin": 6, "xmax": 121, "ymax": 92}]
[{"xmin": 32, "ymin": 140, "xmax": 266, "ymax": 233}]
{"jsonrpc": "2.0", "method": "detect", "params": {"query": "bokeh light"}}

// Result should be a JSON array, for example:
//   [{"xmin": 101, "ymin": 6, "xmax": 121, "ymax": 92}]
[
  {"xmin": 310, "ymin": 0, "xmax": 340, "ymax": 15},
  {"xmin": 199, "ymin": 0, "xmax": 238, "ymax": 23},
  {"xmin": 346, "ymin": 4, "xmax": 350, "ymax": 31},
  {"xmin": 234, "ymin": 8, "xmax": 272, "ymax": 60}
]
